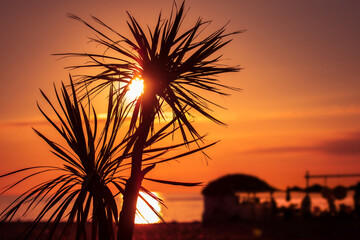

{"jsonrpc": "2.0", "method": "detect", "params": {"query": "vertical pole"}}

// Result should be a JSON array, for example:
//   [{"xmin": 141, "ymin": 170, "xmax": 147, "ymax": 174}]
[{"xmin": 305, "ymin": 171, "xmax": 309, "ymax": 190}]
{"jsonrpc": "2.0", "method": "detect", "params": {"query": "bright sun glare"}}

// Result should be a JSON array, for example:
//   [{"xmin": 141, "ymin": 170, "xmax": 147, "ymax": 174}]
[
  {"xmin": 135, "ymin": 192, "xmax": 162, "ymax": 224},
  {"xmin": 127, "ymin": 77, "xmax": 144, "ymax": 101}
]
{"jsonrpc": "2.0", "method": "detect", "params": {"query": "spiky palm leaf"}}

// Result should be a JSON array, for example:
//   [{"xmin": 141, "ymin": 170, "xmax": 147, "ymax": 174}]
[
  {"xmin": 0, "ymin": 76, "xmax": 131, "ymax": 239},
  {"xmin": 51, "ymin": 2, "xmax": 240, "ymax": 239},
  {"xmin": 56, "ymin": 1, "xmax": 242, "ymax": 143},
  {"xmin": 0, "ymin": 76, "xmax": 212, "ymax": 239}
]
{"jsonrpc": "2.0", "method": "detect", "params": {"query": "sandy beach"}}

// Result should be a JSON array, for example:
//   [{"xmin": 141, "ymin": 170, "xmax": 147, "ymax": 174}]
[{"xmin": 1, "ymin": 217, "xmax": 359, "ymax": 240}]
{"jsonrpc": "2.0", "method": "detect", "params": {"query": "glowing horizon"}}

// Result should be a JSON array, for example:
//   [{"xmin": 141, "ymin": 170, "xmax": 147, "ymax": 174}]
[{"xmin": 135, "ymin": 192, "xmax": 162, "ymax": 224}]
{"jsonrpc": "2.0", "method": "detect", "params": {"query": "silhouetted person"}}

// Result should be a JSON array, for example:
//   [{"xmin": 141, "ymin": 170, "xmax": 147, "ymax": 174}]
[
  {"xmin": 327, "ymin": 196, "xmax": 336, "ymax": 216},
  {"xmin": 301, "ymin": 193, "xmax": 311, "ymax": 218},
  {"xmin": 354, "ymin": 182, "xmax": 360, "ymax": 217},
  {"xmin": 270, "ymin": 191, "xmax": 277, "ymax": 216},
  {"xmin": 285, "ymin": 187, "xmax": 291, "ymax": 202}
]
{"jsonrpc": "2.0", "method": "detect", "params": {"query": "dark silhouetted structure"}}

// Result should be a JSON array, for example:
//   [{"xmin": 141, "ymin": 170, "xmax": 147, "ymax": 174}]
[{"xmin": 202, "ymin": 174, "xmax": 277, "ymax": 222}]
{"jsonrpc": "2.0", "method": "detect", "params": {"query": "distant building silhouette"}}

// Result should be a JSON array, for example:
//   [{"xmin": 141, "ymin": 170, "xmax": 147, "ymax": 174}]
[{"xmin": 202, "ymin": 174, "xmax": 277, "ymax": 222}]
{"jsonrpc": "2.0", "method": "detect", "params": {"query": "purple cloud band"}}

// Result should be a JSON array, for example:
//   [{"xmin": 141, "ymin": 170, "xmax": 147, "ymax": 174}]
[{"xmin": 245, "ymin": 131, "xmax": 360, "ymax": 156}]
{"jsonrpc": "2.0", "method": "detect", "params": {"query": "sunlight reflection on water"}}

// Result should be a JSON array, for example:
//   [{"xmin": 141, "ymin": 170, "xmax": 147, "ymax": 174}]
[
  {"xmin": 135, "ymin": 192, "xmax": 162, "ymax": 224},
  {"xmin": 0, "ymin": 191, "xmax": 355, "ymax": 223}
]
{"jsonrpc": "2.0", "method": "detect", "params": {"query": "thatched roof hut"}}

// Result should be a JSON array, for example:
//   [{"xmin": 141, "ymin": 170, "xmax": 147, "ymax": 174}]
[
  {"xmin": 202, "ymin": 174, "xmax": 278, "ymax": 222},
  {"xmin": 202, "ymin": 173, "xmax": 277, "ymax": 196}
]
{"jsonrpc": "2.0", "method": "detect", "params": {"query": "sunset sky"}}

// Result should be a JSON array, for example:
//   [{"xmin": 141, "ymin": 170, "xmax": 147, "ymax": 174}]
[{"xmin": 0, "ymin": 0, "xmax": 359, "ymax": 194}]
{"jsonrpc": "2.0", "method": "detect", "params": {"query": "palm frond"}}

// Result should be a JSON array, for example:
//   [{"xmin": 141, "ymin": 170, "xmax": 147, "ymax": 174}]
[
  {"xmin": 56, "ymin": 0, "xmax": 242, "ymax": 144},
  {"xmin": 1, "ymin": 2, "xmax": 241, "ymax": 239},
  {"xmin": 0, "ymin": 76, "xmax": 132, "ymax": 239},
  {"xmin": 0, "ymin": 76, "xmax": 219, "ymax": 239}
]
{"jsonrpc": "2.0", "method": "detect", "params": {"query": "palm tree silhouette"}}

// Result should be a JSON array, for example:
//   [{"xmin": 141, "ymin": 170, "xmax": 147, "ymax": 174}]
[
  {"xmin": 0, "ymin": 78, "xmax": 128, "ymax": 239},
  {"xmin": 57, "ymin": 1, "xmax": 242, "ymax": 239},
  {"xmin": 0, "ymin": 76, "xmax": 209, "ymax": 239}
]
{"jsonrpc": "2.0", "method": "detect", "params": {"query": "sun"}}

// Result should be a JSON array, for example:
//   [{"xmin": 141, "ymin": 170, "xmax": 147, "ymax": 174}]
[
  {"xmin": 135, "ymin": 192, "xmax": 162, "ymax": 224},
  {"xmin": 127, "ymin": 77, "xmax": 144, "ymax": 100}
]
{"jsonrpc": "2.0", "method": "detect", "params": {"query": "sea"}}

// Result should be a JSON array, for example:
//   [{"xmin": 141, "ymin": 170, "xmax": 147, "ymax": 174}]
[{"xmin": 0, "ymin": 191, "xmax": 356, "ymax": 223}]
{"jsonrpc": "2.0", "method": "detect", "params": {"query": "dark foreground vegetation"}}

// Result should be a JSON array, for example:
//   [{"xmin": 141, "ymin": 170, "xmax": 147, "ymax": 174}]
[{"xmin": 1, "ymin": 217, "xmax": 360, "ymax": 240}]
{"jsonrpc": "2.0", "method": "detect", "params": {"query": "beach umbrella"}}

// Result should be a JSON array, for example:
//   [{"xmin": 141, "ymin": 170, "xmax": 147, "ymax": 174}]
[
  {"xmin": 333, "ymin": 185, "xmax": 347, "ymax": 200},
  {"xmin": 321, "ymin": 187, "xmax": 332, "ymax": 199},
  {"xmin": 306, "ymin": 184, "xmax": 324, "ymax": 193},
  {"xmin": 288, "ymin": 186, "xmax": 305, "ymax": 192},
  {"xmin": 202, "ymin": 174, "xmax": 278, "ymax": 196}
]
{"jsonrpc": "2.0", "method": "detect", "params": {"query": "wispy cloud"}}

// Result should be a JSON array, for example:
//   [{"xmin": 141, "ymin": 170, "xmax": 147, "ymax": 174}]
[
  {"xmin": 245, "ymin": 131, "xmax": 360, "ymax": 156},
  {"xmin": 244, "ymin": 146, "xmax": 317, "ymax": 154},
  {"xmin": 0, "ymin": 116, "xmax": 106, "ymax": 128},
  {"xmin": 0, "ymin": 111, "xmax": 179, "ymax": 128},
  {"xmin": 318, "ymin": 131, "xmax": 360, "ymax": 155},
  {"xmin": 0, "ymin": 119, "xmax": 49, "ymax": 127},
  {"xmin": 239, "ymin": 105, "xmax": 360, "ymax": 122}
]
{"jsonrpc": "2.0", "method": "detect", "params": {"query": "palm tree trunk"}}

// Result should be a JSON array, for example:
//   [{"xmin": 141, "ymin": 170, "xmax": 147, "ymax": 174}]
[
  {"xmin": 92, "ymin": 174, "xmax": 113, "ymax": 240},
  {"xmin": 98, "ymin": 197, "xmax": 112, "ymax": 240},
  {"xmin": 117, "ymin": 97, "xmax": 155, "ymax": 240},
  {"xmin": 117, "ymin": 174, "xmax": 143, "ymax": 240}
]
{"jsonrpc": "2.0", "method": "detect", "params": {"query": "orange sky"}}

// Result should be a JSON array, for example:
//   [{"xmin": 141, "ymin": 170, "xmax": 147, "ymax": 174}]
[{"xmin": 0, "ymin": 0, "xmax": 359, "ymax": 194}]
